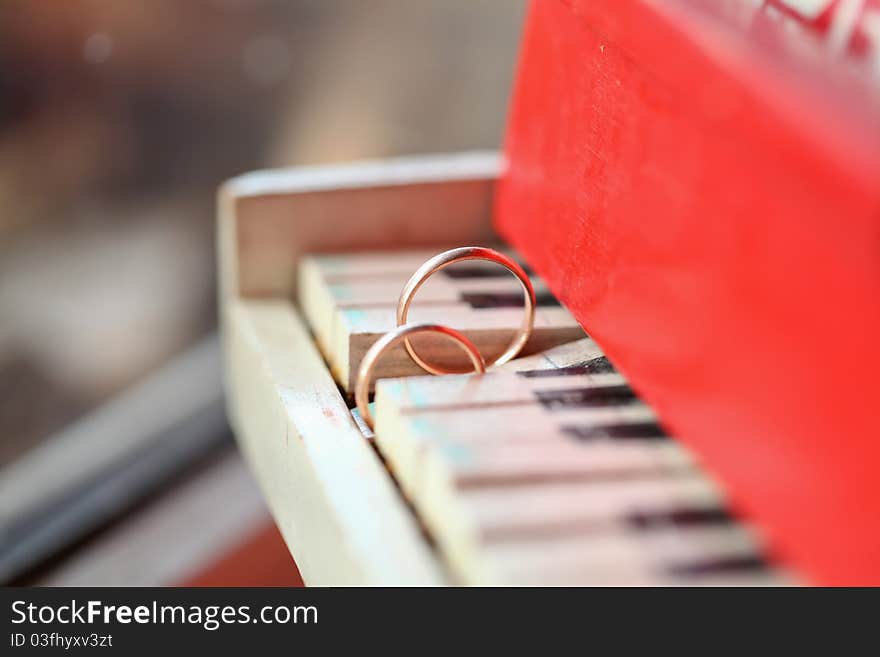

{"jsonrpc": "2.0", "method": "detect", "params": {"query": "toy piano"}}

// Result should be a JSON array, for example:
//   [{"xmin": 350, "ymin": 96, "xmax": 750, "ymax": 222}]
[{"xmin": 219, "ymin": 0, "xmax": 880, "ymax": 586}]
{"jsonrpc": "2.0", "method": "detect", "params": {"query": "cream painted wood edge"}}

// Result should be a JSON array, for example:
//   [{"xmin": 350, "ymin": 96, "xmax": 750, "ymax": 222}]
[
  {"xmin": 225, "ymin": 299, "xmax": 445, "ymax": 585},
  {"xmin": 226, "ymin": 151, "xmax": 504, "ymax": 199},
  {"xmin": 217, "ymin": 151, "xmax": 503, "ymax": 300}
]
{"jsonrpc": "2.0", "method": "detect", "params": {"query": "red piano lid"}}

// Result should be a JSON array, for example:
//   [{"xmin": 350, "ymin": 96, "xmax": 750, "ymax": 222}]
[{"xmin": 496, "ymin": 0, "xmax": 880, "ymax": 585}]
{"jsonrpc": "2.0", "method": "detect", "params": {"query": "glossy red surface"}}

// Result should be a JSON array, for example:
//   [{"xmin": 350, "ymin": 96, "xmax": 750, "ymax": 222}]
[{"xmin": 496, "ymin": 0, "xmax": 880, "ymax": 584}]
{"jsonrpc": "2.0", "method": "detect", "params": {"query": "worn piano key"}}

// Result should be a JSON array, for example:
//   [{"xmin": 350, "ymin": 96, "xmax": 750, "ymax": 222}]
[
  {"xmin": 371, "ymin": 364, "xmax": 665, "ymax": 459},
  {"xmin": 376, "ymin": 387, "xmax": 671, "ymax": 498},
  {"xmin": 436, "ymin": 478, "xmax": 755, "ymax": 585},
  {"xmin": 326, "ymin": 276, "xmax": 552, "ymax": 306},
  {"xmin": 447, "ymin": 434, "xmax": 689, "ymax": 485},
  {"xmin": 398, "ymin": 411, "xmax": 692, "ymax": 495},
  {"xmin": 298, "ymin": 250, "xmax": 586, "ymax": 390},
  {"xmin": 374, "ymin": 372, "xmax": 678, "ymax": 505},
  {"xmin": 456, "ymin": 485, "xmax": 785, "ymax": 586},
  {"xmin": 378, "ymin": 370, "xmax": 627, "ymax": 409},
  {"xmin": 495, "ymin": 336, "xmax": 609, "ymax": 373},
  {"xmin": 462, "ymin": 475, "xmax": 724, "ymax": 540},
  {"xmin": 479, "ymin": 526, "xmax": 777, "ymax": 586}
]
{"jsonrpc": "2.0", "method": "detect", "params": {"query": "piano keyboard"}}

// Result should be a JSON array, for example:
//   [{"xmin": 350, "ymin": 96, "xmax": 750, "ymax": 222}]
[
  {"xmin": 298, "ymin": 250, "xmax": 585, "ymax": 391},
  {"xmin": 374, "ymin": 364, "xmax": 790, "ymax": 586},
  {"xmin": 292, "ymin": 247, "xmax": 797, "ymax": 586}
]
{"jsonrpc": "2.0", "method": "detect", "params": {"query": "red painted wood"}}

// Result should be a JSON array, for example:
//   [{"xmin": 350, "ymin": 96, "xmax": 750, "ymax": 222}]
[
  {"xmin": 180, "ymin": 522, "xmax": 303, "ymax": 587},
  {"xmin": 496, "ymin": 0, "xmax": 880, "ymax": 585}
]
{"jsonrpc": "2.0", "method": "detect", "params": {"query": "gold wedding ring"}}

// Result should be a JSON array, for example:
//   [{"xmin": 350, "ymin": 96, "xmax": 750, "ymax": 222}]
[
  {"xmin": 396, "ymin": 246, "xmax": 535, "ymax": 375},
  {"xmin": 355, "ymin": 322, "xmax": 486, "ymax": 430}
]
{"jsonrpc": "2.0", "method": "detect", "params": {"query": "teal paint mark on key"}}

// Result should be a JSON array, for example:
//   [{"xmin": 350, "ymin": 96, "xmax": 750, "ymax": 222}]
[
  {"xmin": 402, "ymin": 380, "xmax": 430, "ymax": 409},
  {"xmin": 342, "ymin": 308, "xmax": 367, "ymax": 327},
  {"xmin": 329, "ymin": 283, "xmax": 351, "ymax": 299},
  {"xmin": 439, "ymin": 442, "xmax": 473, "ymax": 467}
]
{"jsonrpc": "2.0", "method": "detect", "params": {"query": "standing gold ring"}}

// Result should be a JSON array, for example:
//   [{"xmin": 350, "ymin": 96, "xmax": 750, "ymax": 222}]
[
  {"xmin": 396, "ymin": 246, "xmax": 536, "ymax": 375},
  {"xmin": 355, "ymin": 322, "xmax": 486, "ymax": 430}
]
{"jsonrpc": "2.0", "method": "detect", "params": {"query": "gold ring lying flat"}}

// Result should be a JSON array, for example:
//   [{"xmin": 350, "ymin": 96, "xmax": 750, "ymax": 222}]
[
  {"xmin": 355, "ymin": 322, "xmax": 486, "ymax": 430},
  {"xmin": 396, "ymin": 246, "xmax": 535, "ymax": 375}
]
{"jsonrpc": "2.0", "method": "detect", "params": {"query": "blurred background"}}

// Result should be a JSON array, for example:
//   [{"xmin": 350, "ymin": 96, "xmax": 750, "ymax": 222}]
[{"xmin": 0, "ymin": 0, "xmax": 526, "ymax": 586}]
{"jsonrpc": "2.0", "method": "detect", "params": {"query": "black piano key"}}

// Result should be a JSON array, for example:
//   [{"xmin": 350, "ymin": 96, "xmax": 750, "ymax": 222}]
[
  {"xmin": 534, "ymin": 385, "xmax": 637, "ymax": 410},
  {"xmin": 442, "ymin": 266, "xmax": 509, "ymax": 279},
  {"xmin": 460, "ymin": 290, "xmax": 561, "ymax": 309},
  {"xmin": 665, "ymin": 554, "xmax": 770, "ymax": 578},
  {"xmin": 441, "ymin": 263, "xmax": 535, "ymax": 279},
  {"xmin": 519, "ymin": 357, "xmax": 616, "ymax": 377},
  {"xmin": 560, "ymin": 422, "xmax": 667, "ymax": 441},
  {"xmin": 627, "ymin": 507, "xmax": 734, "ymax": 531}
]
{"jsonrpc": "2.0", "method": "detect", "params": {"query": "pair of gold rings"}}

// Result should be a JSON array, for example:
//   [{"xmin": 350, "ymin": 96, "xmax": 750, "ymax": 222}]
[{"xmin": 355, "ymin": 246, "xmax": 536, "ymax": 429}]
